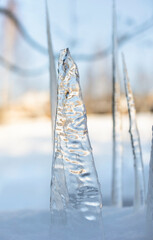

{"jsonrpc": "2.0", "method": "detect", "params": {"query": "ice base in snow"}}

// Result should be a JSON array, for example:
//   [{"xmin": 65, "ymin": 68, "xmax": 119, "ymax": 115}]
[{"xmin": 50, "ymin": 48, "xmax": 103, "ymax": 225}]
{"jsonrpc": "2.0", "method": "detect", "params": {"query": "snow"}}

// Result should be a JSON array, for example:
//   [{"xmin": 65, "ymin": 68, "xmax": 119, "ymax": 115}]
[
  {"xmin": 0, "ymin": 208, "xmax": 146, "ymax": 240},
  {"xmin": 0, "ymin": 113, "xmax": 152, "ymax": 239},
  {"xmin": 103, "ymin": 207, "xmax": 146, "ymax": 240}
]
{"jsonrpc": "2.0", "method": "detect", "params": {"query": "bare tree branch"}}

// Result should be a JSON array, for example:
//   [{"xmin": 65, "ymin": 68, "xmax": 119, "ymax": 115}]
[
  {"xmin": 0, "ymin": 7, "xmax": 48, "ymax": 54},
  {"xmin": 0, "ymin": 7, "xmax": 152, "ymax": 76},
  {"xmin": 0, "ymin": 55, "xmax": 48, "ymax": 76},
  {"xmin": 73, "ymin": 16, "xmax": 153, "ymax": 61}
]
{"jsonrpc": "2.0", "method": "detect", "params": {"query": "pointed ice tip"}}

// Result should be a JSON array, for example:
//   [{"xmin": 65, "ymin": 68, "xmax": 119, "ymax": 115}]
[
  {"xmin": 59, "ymin": 48, "xmax": 70, "ymax": 61},
  {"xmin": 58, "ymin": 48, "xmax": 77, "ymax": 77}
]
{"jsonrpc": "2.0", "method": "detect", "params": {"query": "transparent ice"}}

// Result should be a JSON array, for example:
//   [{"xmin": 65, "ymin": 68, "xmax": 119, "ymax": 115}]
[
  {"xmin": 146, "ymin": 126, "xmax": 153, "ymax": 236},
  {"xmin": 122, "ymin": 54, "xmax": 145, "ymax": 209},
  {"xmin": 112, "ymin": 0, "xmax": 123, "ymax": 207},
  {"xmin": 50, "ymin": 49, "xmax": 103, "ymax": 223},
  {"xmin": 46, "ymin": 0, "xmax": 57, "ymax": 136}
]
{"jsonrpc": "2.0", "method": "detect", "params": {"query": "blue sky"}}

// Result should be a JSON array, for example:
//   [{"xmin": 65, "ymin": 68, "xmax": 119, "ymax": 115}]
[{"xmin": 0, "ymin": 0, "xmax": 153, "ymax": 95}]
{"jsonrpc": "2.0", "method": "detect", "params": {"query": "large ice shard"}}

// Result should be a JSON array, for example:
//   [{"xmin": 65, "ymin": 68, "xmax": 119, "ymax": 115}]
[
  {"xmin": 122, "ymin": 54, "xmax": 145, "ymax": 209},
  {"xmin": 112, "ymin": 0, "xmax": 123, "ymax": 207},
  {"xmin": 50, "ymin": 48, "xmax": 103, "ymax": 222},
  {"xmin": 146, "ymin": 126, "xmax": 153, "ymax": 237}
]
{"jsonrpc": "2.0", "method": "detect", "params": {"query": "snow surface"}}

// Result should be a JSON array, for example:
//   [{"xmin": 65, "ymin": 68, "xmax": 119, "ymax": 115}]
[
  {"xmin": 0, "ymin": 207, "xmax": 147, "ymax": 240},
  {"xmin": 0, "ymin": 114, "xmax": 152, "ymax": 239}
]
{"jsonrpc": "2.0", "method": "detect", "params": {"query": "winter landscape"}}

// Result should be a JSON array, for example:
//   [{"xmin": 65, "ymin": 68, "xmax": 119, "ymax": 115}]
[
  {"xmin": 0, "ymin": 114, "xmax": 152, "ymax": 239},
  {"xmin": 0, "ymin": 0, "xmax": 153, "ymax": 239}
]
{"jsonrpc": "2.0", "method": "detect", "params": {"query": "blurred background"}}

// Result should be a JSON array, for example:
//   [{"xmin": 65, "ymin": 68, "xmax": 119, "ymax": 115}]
[{"xmin": 0, "ymin": 0, "xmax": 152, "ymax": 211}]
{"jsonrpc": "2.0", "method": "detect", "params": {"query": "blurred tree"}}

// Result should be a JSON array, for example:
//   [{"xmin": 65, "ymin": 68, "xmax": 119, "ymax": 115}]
[{"xmin": 1, "ymin": 0, "xmax": 17, "ymax": 108}]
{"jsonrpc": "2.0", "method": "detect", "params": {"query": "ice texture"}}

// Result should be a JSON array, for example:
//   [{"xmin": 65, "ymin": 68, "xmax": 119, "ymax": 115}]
[
  {"xmin": 122, "ymin": 54, "xmax": 145, "ymax": 209},
  {"xmin": 146, "ymin": 126, "xmax": 153, "ymax": 237},
  {"xmin": 112, "ymin": 0, "xmax": 123, "ymax": 207},
  {"xmin": 50, "ymin": 48, "xmax": 103, "ymax": 222}
]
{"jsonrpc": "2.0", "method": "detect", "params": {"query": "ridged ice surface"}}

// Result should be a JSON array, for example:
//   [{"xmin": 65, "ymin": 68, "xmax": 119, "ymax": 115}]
[
  {"xmin": 147, "ymin": 127, "xmax": 153, "ymax": 224},
  {"xmin": 50, "ymin": 48, "xmax": 102, "ymax": 221},
  {"xmin": 122, "ymin": 55, "xmax": 145, "ymax": 208}
]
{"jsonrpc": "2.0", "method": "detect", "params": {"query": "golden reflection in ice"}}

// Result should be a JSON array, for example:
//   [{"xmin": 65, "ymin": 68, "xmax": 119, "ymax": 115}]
[{"xmin": 70, "ymin": 169, "xmax": 86, "ymax": 175}]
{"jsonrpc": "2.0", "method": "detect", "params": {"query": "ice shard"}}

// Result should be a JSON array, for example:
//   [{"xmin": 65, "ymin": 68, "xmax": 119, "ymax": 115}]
[
  {"xmin": 122, "ymin": 54, "xmax": 145, "ymax": 209},
  {"xmin": 46, "ymin": 1, "xmax": 64, "ymax": 213},
  {"xmin": 51, "ymin": 48, "xmax": 103, "ymax": 222},
  {"xmin": 112, "ymin": 0, "xmax": 123, "ymax": 207},
  {"xmin": 46, "ymin": 0, "xmax": 57, "ymax": 136},
  {"xmin": 146, "ymin": 126, "xmax": 153, "ymax": 236}
]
